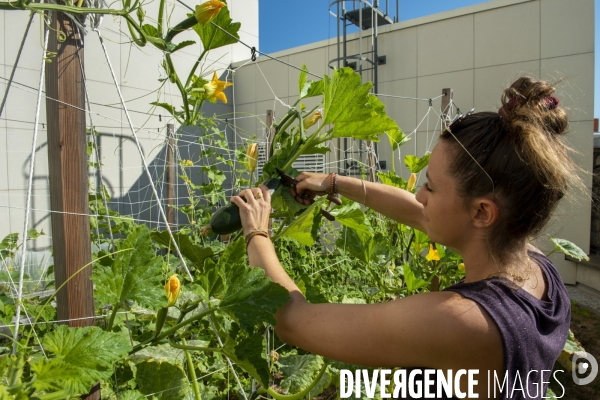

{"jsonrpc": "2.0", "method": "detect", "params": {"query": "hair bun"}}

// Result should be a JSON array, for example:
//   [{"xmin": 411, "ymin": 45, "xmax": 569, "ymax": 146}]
[{"xmin": 499, "ymin": 77, "xmax": 568, "ymax": 137}]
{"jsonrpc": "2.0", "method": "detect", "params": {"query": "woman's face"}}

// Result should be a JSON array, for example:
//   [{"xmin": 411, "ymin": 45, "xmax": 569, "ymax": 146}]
[{"xmin": 415, "ymin": 141, "xmax": 474, "ymax": 251}]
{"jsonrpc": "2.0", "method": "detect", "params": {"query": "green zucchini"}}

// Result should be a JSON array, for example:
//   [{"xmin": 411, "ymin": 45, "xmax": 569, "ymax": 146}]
[{"xmin": 210, "ymin": 178, "xmax": 280, "ymax": 235}]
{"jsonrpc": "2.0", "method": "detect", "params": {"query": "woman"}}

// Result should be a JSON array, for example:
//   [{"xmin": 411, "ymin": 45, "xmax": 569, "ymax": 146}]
[{"xmin": 230, "ymin": 77, "xmax": 577, "ymax": 399}]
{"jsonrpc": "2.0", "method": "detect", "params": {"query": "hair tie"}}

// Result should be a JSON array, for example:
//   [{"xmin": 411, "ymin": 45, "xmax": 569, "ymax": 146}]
[{"xmin": 544, "ymin": 95, "xmax": 560, "ymax": 110}]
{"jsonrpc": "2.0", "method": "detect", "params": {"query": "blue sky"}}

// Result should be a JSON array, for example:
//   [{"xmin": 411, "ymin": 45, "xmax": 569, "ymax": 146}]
[{"xmin": 259, "ymin": 0, "xmax": 599, "ymax": 119}]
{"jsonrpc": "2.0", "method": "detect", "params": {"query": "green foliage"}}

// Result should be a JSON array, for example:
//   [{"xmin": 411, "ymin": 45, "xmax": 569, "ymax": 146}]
[
  {"xmin": 387, "ymin": 128, "xmax": 410, "ymax": 151},
  {"xmin": 550, "ymin": 238, "xmax": 589, "ymax": 261},
  {"xmin": 35, "ymin": 325, "xmax": 131, "ymax": 396},
  {"xmin": 133, "ymin": 344, "xmax": 189, "ymax": 399},
  {"xmin": 404, "ymin": 154, "xmax": 430, "ymax": 174},
  {"xmin": 330, "ymin": 199, "xmax": 373, "ymax": 237},
  {"xmin": 92, "ymin": 225, "xmax": 165, "ymax": 310},
  {"xmin": 220, "ymin": 264, "xmax": 290, "ymax": 332},
  {"xmin": 324, "ymin": 68, "xmax": 399, "ymax": 141},
  {"xmin": 192, "ymin": 5, "xmax": 241, "ymax": 51},
  {"xmin": 152, "ymin": 230, "xmax": 213, "ymax": 270},
  {"xmin": 279, "ymin": 354, "xmax": 324, "ymax": 393},
  {"xmin": 377, "ymin": 171, "xmax": 407, "ymax": 188},
  {"xmin": 278, "ymin": 198, "xmax": 326, "ymax": 246}
]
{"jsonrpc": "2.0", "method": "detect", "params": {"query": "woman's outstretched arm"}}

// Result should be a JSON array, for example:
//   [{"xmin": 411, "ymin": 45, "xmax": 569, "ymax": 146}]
[{"xmin": 293, "ymin": 172, "xmax": 427, "ymax": 231}]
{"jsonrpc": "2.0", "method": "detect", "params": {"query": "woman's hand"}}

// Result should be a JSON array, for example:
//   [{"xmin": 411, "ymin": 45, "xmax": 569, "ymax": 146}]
[
  {"xmin": 230, "ymin": 184, "xmax": 272, "ymax": 236},
  {"xmin": 291, "ymin": 172, "xmax": 332, "ymax": 205}
]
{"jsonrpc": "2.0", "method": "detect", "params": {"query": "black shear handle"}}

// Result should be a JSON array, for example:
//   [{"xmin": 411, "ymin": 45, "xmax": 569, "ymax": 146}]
[{"xmin": 275, "ymin": 168, "xmax": 341, "ymax": 221}]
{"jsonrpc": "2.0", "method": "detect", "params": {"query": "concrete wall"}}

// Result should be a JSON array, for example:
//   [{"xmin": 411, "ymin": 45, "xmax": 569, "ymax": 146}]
[
  {"xmin": 0, "ymin": 0, "xmax": 258, "ymax": 251},
  {"xmin": 231, "ymin": 0, "xmax": 595, "ymax": 284}
]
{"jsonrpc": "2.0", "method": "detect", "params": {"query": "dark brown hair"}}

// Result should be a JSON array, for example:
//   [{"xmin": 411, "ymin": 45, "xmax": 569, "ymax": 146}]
[{"xmin": 439, "ymin": 77, "xmax": 581, "ymax": 263}]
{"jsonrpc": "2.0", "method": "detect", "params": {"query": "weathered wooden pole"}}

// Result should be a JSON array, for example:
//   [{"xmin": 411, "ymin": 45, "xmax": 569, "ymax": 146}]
[
  {"xmin": 166, "ymin": 123, "xmax": 175, "ymax": 228},
  {"xmin": 45, "ymin": 11, "xmax": 99, "ymax": 399}
]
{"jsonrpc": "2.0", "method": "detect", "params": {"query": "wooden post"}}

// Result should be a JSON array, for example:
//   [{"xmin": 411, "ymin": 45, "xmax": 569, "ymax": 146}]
[
  {"xmin": 166, "ymin": 123, "xmax": 175, "ymax": 228},
  {"xmin": 45, "ymin": 11, "xmax": 99, "ymax": 399},
  {"xmin": 441, "ymin": 88, "xmax": 453, "ymax": 128}
]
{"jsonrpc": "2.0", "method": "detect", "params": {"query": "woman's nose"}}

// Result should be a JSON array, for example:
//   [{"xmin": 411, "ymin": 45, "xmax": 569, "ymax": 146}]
[{"xmin": 415, "ymin": 186, "xmax": 426, "ymax": 205}]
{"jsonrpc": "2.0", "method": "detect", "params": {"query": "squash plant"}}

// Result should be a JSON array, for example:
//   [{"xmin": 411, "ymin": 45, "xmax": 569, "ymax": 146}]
[{"xmin": 0, "ymin": 2, "xmax": 586, "ymax": 399}]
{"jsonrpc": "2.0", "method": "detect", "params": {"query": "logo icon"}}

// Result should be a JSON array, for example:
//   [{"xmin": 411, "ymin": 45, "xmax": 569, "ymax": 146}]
[{"xmin": 572, "ymin": 352, "xmax": 598, "ymax": 385}]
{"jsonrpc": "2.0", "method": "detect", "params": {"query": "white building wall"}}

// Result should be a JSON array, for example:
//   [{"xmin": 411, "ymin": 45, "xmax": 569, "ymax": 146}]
[
  {"xmin": 0, "ymin": 0, "xmax": 258, "ymax": 251},
  {"xmin": 231, "ymin": 0, "xmax": 595, "ymax": 284}
]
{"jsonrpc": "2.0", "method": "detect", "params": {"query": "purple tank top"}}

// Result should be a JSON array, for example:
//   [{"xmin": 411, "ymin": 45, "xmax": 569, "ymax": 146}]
[{"xmin": 396, "ymin": 251, "xmax": 571, "ymax": 400}]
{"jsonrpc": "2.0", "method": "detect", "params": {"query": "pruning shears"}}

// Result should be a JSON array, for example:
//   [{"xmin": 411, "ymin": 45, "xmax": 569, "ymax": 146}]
[{"xmin": 275, "ymin": 168, "xmax": 342, "ymax": 221}]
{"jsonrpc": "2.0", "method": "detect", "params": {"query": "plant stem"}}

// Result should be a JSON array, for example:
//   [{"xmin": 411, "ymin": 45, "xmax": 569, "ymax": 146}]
[
  {"xmin": 0, "ymin": 2, "xmax": 127, "ymax": 14},
  {"xmin": 157, "ymin": 0, "xmax": 165, "ymax": 37},
  {"xmin": 107, "ymin": 303, "xmax": 120, "ymax": 331},
  {"xmin": 36, "ymin": 390, "xmax": 70, "ymax": 400},
  {"xmin": 280, "ymin": 124, "xmax": 327, "ymax": 172},
  {"xmin": 170, "ymin": 339, "xmax": 222, "ymax": 354},
  {"xmin": 182, "ymin": 338, "xmax": 203, "ymax": 400},
  {"xmin": 185, "ymin": 49, "xmax": 207, "ymax": 88},
  {"xmin": 258, "ymin": 362, "xmax": 328, "ymax": 400},
  {"xmin": 165, "ymin": 53, "xmax": 191, "ymax": 124},
  {"xmin": 130, "ymin": 307, "xmax": 217, "ymax": 354}
]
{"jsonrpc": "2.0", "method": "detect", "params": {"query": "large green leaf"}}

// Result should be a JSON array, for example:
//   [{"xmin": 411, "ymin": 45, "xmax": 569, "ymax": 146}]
[
  {"xmin": 556, "ymin": 329, "xmax": 586, "ymax": 372},
  {"xmin": 30, "ymin": 358, "xmax": 80, "ymax": 394},
  {"xmin": 39, "ymin": 325, "xmax": 131, "ymax": 395},
  {"xmin": 550, "ymin": 238, "xmax": 589, "ymax": 261},
  {"xmin": 200, "ymin": 258, "xmax": 225, "ymax": 298},
  {"xmin": 330, "ymin": 200, "xmax": 373, "ymax": 237},
  {"xmin": 152, "ymin": 230, "xmax": 214, "ymax": 270},
  {"xmin": 222, "ymin": 333, "xmax": 270, "ymax": 387},
  {"xmin": 323, "ymin": 68, "xmax": 398, "ymax": 141},
  {"xmin": 219, "ymin": 264, "xmax": 290, "ymax": 331},
  {"xmin": 133, "ymin": 344, "xmax": 188, "ymax": 400},
  {"xmin": 387, "ymin": 129, "xmax": 410, "ymax": 151},
  {"xmin": 93, "ymin": 225, "xmax": 164, "ymax": 309},
  {"xmin": 377, "ymin": 171, "xmax": 407, "ymax": 189},
  {"xmin": 298, "ymin": 63, "xmax": 324, "ymax": 98},
  {"xmin": 192, "ymin": 5, "xmax": 240, "ymax": 51},
  {"xmin": 300, "ymin": 80, "xmax": 325, "ymax": 99},
  {"xmin": 404, "ymin": 154, "xmax": 430, "ymax": 174},
  {"xmin": 271, "ymin": 185, "xmax": 308, "ymax": 217},
  {"xmin": 279, "ymin": 354, "xmax": 324, "ymax": 393},
  {"xmin": 118, "ymin": 391, "xmax": 146, "ymax": 400},
  {"xmin": 402, "ymin": 263, "xmax": 428, "ymax": 292},
  {"xmin": 0, "ymin": 233, "xmax": 18, "ymax": 258},
  {"xmin": 336, "ymin": 227, "xmax": 373, "ymax": 264},
  {"xmin": 298, "ymin": 65, "xmax": 308, "ymax": 95},
  {"xmin": 298, "ymin": 274, "xmax": 329, "ymax": 304},
  {"xmin": 218, "ymin": 236, "xmax": 246, "ymax": 279},
  {"xmin": 279, "ymin": 198, "xmax": 326, "ymax": 246}
]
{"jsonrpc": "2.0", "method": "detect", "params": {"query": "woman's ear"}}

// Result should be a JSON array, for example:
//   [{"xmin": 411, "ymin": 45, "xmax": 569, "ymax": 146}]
[{"xmin": 470, "ymin": 198, "xmax": 499, "ymax": 228}]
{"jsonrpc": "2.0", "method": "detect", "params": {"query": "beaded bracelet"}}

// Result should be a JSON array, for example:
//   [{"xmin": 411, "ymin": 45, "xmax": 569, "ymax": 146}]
[
  {"xmin": 328, "ymin": 172, "xmax": 338, "ymax": 196},
  {"xmin": 245, "ymin": 228, "xmax": 269, "ymax": 246}
]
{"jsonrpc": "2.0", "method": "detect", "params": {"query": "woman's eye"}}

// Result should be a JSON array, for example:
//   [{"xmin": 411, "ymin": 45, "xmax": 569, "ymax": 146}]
[{"xmin": 424, "ymin": 182, "xmax": 432, "ymax": 192}]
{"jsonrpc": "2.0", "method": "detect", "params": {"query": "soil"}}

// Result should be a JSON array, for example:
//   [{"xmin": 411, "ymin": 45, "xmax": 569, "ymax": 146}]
[{"xmin": 549, "ymin": 301, "xmax": 600, "ymax": 399}]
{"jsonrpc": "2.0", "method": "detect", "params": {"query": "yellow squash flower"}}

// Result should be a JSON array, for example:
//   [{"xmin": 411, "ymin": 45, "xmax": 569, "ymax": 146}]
[
  {"xmin": 165, "ymin": 274, "xmax": 181, "ymax": 307},
  {"xmin": 426, "ymin": 243, "xmax": 440, "ymax": 262},
  {"xmin": 407, "ymin": 173, "xmax": 417, "ymax": 192},
  {"xmin": 303, "ymin": 110, "xmax": 322, "ymax": 129},
  {"xmin": 246, "ymin": 143, "xmax": 258, "ymax": 173},
  {"xmin": 203, "ymin": 71, "xmax": 233, "ymax": 103},
  {"xmin": 195, "ymin": 1, "xmax": 227, "ymax": 25}
]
